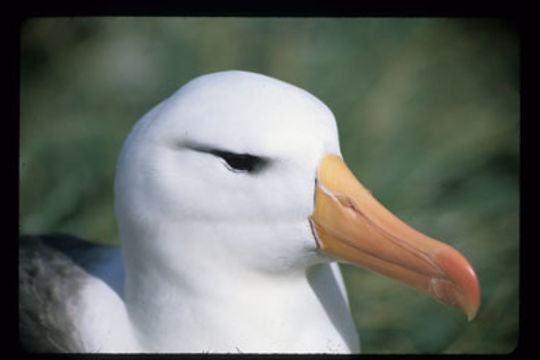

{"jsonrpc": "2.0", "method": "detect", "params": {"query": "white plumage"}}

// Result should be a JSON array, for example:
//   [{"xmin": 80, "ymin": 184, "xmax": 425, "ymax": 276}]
[{"xmin": 20, "ymin": 71, "xmax": 359, "ymax": 353}]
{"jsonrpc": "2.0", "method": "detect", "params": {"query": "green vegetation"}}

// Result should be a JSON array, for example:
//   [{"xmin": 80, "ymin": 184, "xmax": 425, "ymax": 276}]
[{"xmin": 20, "ymin": 18, "xmax": 518, "ymax": 353}]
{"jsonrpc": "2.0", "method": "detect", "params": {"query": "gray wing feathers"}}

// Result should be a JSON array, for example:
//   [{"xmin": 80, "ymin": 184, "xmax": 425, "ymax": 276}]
[{"xmin": 19, "ymin": 235, "xmax": 91, "ymax": 352}]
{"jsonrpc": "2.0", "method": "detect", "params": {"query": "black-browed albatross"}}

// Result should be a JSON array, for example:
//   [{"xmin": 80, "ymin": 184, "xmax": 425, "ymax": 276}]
[{"xmin": 19, "ymin": 70, "xmax": 480, "ymax": 353}]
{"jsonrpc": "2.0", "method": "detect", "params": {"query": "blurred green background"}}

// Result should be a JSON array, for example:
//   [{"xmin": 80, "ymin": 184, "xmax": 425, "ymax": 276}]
[{"xmin": 19, "ymin": 18, "xmax": 519, "ymax": 354}]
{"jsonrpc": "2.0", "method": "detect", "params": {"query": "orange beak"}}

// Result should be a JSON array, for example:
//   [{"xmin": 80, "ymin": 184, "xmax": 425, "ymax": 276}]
[{"xmin": 310, "ymin": 154, "xmax": 480, "ymax": 320}]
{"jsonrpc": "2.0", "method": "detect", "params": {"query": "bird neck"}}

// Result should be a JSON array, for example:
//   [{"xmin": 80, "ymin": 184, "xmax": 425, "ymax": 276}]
[{"xmin": 119, "ymin": 229, "xmax": 359, "ymax": 353}]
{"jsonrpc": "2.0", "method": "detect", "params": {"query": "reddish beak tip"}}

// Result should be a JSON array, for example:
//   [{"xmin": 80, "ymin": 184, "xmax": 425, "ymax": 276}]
[{"xmin": 430, "ymin": 247, "xmax": 481, "ymax": 320}]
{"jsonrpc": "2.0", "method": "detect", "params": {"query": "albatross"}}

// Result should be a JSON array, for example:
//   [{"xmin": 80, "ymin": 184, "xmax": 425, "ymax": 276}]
[{"xmin": 19, "ymin": 70, "xmax": 480, "ymax": 353}]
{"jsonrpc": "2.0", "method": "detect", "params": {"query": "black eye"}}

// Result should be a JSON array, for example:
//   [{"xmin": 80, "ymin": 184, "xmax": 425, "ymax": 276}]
[{"xmin": 210, "ymin": 150, "xmax": 268, "ymax": 173}]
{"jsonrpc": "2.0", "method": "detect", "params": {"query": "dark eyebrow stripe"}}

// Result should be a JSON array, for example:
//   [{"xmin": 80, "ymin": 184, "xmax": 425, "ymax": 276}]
[
  {"xmin": 181, "ymin": 141, "xmax": 225, "ymax": 154},
  {"xmin": 181, "ymin": 141, "xmax": 268, "ymax": 161},
  {"xmin": 180, "ymin": 141, "xmax": 271, "ymax": 173}
]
